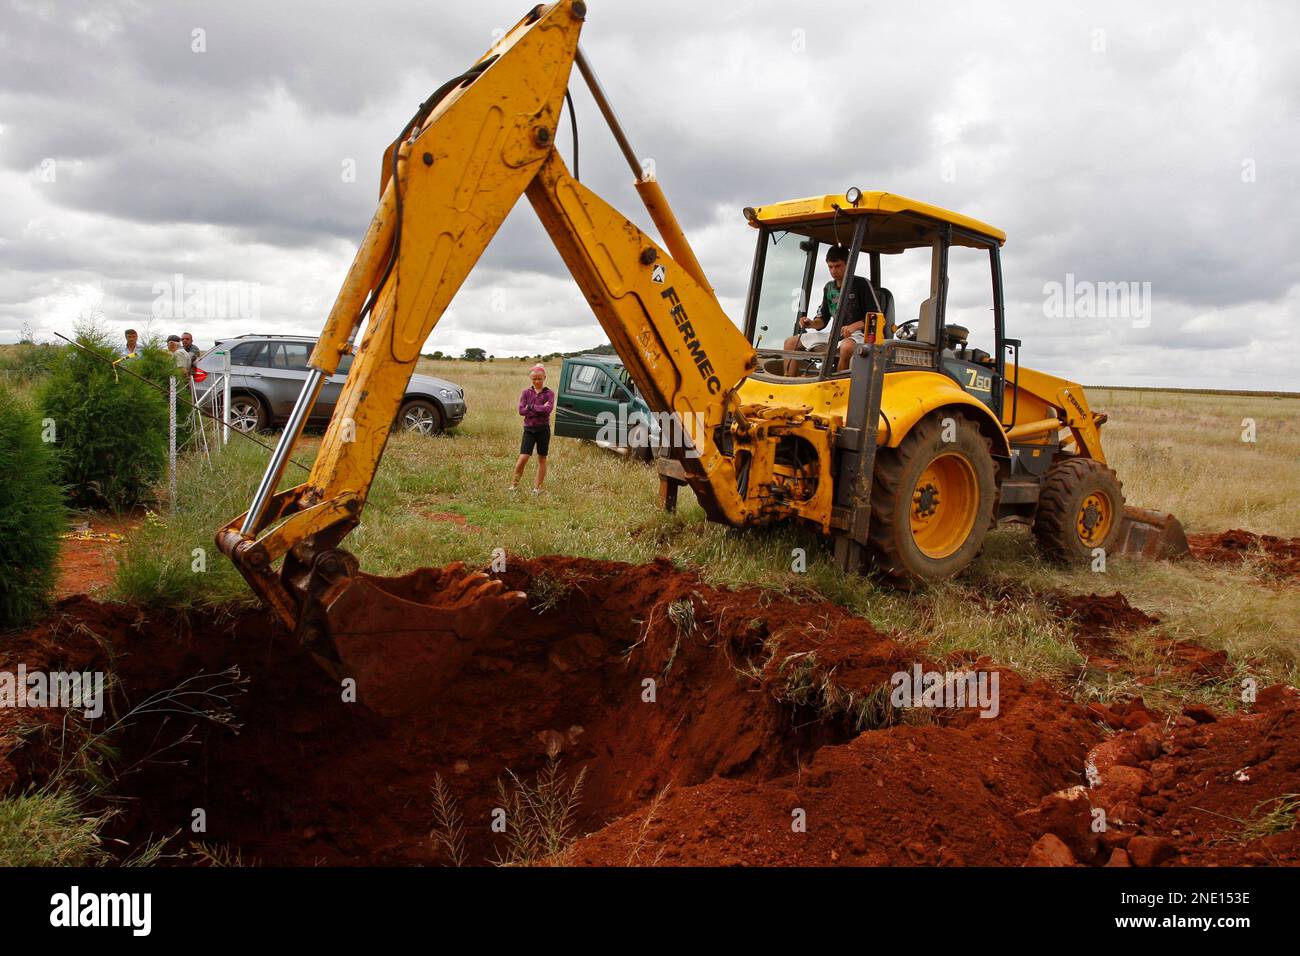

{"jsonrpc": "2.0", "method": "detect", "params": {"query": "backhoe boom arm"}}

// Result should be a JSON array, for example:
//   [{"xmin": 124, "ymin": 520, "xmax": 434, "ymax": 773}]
[{"xmin": 217, "ymin": 1, "xmax": 758, "ymax": 641}]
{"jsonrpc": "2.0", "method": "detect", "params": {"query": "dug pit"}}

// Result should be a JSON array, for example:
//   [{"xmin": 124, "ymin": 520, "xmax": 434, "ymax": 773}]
[
  {"xmin": 5, "ymin": 556, "xmax": 1293, "ymax": 866},
  {"xmin": 5, "ymin": 557, "xmax": 935, "ymax": 864}
]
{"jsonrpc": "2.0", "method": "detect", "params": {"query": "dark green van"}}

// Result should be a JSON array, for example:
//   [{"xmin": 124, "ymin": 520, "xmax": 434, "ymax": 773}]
[{"xmin": 554, "ymin": 354, "xmax": 658, "ymax": 460}]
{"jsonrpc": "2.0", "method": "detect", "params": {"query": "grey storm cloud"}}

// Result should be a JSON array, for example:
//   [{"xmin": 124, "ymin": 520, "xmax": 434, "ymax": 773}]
[{"xmin": 1, "ymin": 0, "xmax": 1297, "ymax": 388}]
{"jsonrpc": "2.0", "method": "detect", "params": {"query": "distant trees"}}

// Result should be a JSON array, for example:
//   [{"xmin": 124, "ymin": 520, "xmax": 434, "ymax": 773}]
[{"xmin": 462, "ymin": 347, "xmax": 487, "ymax": 362}]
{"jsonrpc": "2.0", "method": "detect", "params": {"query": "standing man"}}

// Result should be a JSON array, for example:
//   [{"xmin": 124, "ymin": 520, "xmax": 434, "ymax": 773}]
[
  {"xmin": 181, "ymin": 331, "xmax": 201, "ymax": 365},
  {"xmin": 120, "ymin": 328, "xmax": 142, "ymax": 360},
  {"xmin": 166, "ymin": 335, "xmax": 192, "ymax": 373},
  {"xmin": 512, "ymin": 364, "xmax": 554, "ymax": 494}
]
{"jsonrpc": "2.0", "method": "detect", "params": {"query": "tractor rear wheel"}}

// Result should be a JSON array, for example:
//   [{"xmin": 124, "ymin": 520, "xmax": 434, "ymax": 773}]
[
  {"xmin": 867, "ymin": 413, "xmax": 997, "ymax": 585},
  {"xmin": 1033, "ymin": 457, "xmax": 1125, "ymax": 563}
]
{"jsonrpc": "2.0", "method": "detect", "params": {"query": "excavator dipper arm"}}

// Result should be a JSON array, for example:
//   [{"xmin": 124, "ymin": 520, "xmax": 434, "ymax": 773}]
[{"xmin": 214, "ymin": 1, "xmax": 760, "ymax": 711}]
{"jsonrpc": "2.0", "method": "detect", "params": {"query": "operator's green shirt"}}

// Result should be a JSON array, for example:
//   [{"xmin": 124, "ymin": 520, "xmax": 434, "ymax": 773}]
[{"xmin": 814, "ymin": 275, "xmax": 873, "ymax": 328}]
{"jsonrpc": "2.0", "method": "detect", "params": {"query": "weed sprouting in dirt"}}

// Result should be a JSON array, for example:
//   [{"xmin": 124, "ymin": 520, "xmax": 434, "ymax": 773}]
[
  {"xmin": 429, "ymin": 772, "xmax": 468, "ymax": 867},
  {"xmin": 1237, "ymin": 793, "xmax": 1300, "ymax": 842},
  {"xmin": 0, "ymin": 788, "xmax": 112, "ymax": 866},
  {"xmin": 49, "ymin": 667, "xmax": 247, "ymax": 791},
  {"xmin": 188, "ymin": 841, "xmax": 256, "ymax": 867},
  {"xmin": 491, "ymin": 757, "xmax": 589, "ymax": 866},
  {"xmin": 0, "ymin": 665, "xmax": 251, "ymax": 867},
  {"xmin": 625, "ymin": 783, "xmax": 672, "ymax": 867},
  {"xmin": 667, "ymin": 595, "xmax": 697, "ymax": 639},
  {"xmin": 529, "ymin": 571, "xmax": 574, "ymax": 613},
  {"xmin": 773, "ymin": 652, "xmax": 905, "ymax": 732},
  {"xmin": 661, "ymin": 595, "xmax": 701, "ymax": 678},
  {"xmin": 775, "ymin": 651, "xmax": 821, "ymax": 708}
]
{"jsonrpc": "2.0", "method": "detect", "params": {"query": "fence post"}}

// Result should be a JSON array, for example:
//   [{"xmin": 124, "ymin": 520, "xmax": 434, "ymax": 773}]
[{"xmin": 169, "ymin": 375, "xmax": 178, "ymax": 511}]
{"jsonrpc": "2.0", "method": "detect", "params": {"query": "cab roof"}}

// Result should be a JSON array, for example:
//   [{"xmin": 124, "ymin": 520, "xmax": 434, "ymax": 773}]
[{"xmin": 747, "ymin": 191, "xmax": 1006, "ymax": 249}]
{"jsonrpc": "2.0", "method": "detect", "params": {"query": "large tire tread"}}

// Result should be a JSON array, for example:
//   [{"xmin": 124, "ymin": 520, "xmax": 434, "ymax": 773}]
[
  {"xmin": 1032, "ymin": 457, "xmax": 1125, "ymax": 563},
  {"xmin": 866, "ymin": 413, "xmax": 997, "ymax": 586}
]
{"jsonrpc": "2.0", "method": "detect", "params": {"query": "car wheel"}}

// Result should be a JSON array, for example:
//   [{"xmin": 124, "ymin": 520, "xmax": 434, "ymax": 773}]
[
  {"xmin": 229, "ymin": 394, "xmax": 267, "ymax": 433},
  {"xmin": 397, "ymin": 399, "xmax": 443, "ymax": 436}
]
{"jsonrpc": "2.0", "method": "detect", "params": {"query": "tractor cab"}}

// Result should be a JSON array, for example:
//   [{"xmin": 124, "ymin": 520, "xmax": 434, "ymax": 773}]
[{"xmin": 740, "ymin": 190, "xmax": 1009, "ymax": 419}]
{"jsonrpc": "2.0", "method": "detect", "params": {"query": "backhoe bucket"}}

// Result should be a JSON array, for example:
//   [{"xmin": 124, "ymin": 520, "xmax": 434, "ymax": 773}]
[
  {"xmin": 1116, "ymin": 506, "xmax": 1190, "ymax": 560},
  {"xmin": 302, "ymin": 561, "xmax": 526, "ymax": 717}
]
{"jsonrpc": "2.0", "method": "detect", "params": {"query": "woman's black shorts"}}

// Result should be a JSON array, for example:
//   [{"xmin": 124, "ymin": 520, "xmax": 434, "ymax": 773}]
[{"xmin": 520, "ymin": 425, "xmax": 551, "ymax": 456}]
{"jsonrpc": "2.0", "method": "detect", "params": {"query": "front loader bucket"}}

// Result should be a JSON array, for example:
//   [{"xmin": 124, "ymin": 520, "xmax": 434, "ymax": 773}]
[
  {"xmin": 1116, "ymin": 506, "xmax": 1190, "ymax": 560},
  {"xmin": 304, "ymin": 561, "xmax": 526, "ymax": 717}
]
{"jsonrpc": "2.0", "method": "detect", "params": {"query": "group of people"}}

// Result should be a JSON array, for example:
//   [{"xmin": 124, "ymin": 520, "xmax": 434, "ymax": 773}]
[{"xmin": 118, "ymin": 328, "xmax": 202, "ymax": 376}]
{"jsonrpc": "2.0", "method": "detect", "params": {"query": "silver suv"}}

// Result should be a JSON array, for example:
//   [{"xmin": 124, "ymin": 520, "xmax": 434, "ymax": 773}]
[{"xmin": 196, "ymin": 335, "xmax": 466, "ymax": 435}]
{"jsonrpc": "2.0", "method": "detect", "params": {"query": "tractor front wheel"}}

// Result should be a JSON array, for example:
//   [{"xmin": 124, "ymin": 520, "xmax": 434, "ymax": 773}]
[
  {"xmin": 1033, "ymin": 457, "xmax": 1125, "ymax": 563},
  {"xmin": 868, "ymin": 413, "xmax": 997, "ymax": 585}
]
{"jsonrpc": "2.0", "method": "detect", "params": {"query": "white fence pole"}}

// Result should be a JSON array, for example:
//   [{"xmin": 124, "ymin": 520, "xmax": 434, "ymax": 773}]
[{"xmin": 168, "ymin": 375, "xmax": 178, "ymax": 511}]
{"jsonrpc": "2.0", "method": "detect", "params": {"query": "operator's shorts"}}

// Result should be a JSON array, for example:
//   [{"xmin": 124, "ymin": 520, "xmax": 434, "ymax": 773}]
[
  {"xmin": 799, "ymin": 328, "xmax": 865, "ymax": 350},
  {"xmin": 520, "ymin": 425, "xmax": 551, "ymax": 456}
]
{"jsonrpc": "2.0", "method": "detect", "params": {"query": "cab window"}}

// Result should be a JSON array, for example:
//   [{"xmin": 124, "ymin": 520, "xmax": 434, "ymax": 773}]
[
  {"xmin": 944, "ymin": 244, "xmax": 997, "ymax": 360},
  {"xmin": 753, "ymin": 231, "xmax": 816, "ymax": 347}
]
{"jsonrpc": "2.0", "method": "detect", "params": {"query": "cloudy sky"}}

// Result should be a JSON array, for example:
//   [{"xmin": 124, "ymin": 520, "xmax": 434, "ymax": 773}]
[{"xmin": 2, "ymin": 0, "xmax": 1296, "ymax": 389}]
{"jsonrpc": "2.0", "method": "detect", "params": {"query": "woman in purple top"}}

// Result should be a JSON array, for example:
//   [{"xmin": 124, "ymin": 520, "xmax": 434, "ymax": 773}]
[{"xmin": 512, "ymin": 364, "xmax": 555, "ymax": 494}]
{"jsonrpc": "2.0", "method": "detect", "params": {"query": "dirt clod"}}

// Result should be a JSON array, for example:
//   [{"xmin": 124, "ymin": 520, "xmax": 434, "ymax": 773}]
[{"xmin": 1188, "ymin": 529, "xmax": 1300, "ymax": 582}]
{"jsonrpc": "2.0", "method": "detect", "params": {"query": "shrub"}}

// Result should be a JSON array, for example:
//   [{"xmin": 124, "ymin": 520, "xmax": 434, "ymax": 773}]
[
  {"xmin": 40, "ymin": 324, "xmax": 169, "ymax": 510},
  {"xmin": 0, "ymin": 383, "xmax": 66, "ymax": 627}
]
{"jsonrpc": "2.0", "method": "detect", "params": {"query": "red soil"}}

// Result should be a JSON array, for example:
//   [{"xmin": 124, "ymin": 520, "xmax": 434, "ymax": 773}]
[
  {"xmin": 2, "ymin": 555, "xmax": 1294, "ymax": 866},
  {"xmin": 54, "ymin": 513, "xmax": 141, "ymax": 598},
  {"xmin": 1046, "ymin": 591, "xmax": 1160, "ymax": 659},
  {"xmin": 1188, "ymin": 529, "xmax": 1300, "ymax": 582}
]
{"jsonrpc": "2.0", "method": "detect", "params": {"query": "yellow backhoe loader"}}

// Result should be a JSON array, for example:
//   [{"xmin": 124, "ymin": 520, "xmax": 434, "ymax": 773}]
[{"xmin": 216, "ymin": 1, "xmax": 1185, "ymax": 712}]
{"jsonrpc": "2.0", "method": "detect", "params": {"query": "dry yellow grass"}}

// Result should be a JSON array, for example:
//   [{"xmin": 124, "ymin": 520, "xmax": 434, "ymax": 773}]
[{"xmin": 1088, "ymin": 388, "xmax": 1300, "ymax": 536}]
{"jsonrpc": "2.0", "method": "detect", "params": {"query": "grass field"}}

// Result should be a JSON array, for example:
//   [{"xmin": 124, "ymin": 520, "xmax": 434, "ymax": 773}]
[{"xmin": 107, "ymin": 358, "xmax": 1300, "ymax": 713}]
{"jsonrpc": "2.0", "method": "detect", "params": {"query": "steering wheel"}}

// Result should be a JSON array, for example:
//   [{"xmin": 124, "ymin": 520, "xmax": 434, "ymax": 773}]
[{"xmin": 894, "ymin": 319, "xmax": 919, "ymax": 342}]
